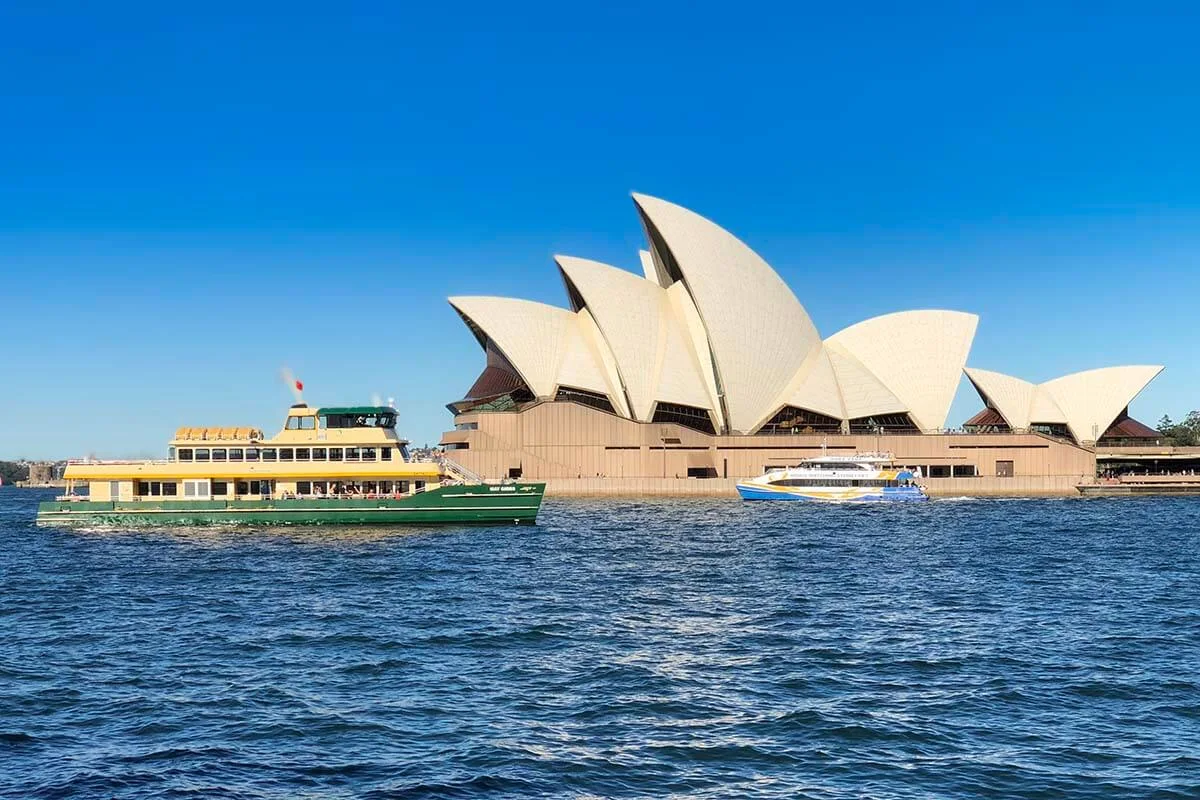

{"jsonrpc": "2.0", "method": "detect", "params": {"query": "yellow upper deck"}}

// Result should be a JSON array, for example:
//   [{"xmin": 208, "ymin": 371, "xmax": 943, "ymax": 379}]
[{"xmin": 66, "ymin": 404, "xmax": 439, "ymax": 481}]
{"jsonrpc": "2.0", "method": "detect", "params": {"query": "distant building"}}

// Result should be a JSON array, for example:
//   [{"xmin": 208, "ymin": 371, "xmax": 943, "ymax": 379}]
[{"xmin": 26, "ymin": 462, "xmax": 55, "ymax": 485}]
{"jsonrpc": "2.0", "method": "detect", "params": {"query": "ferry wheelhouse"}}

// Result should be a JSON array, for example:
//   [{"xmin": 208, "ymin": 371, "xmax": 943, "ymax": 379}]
[
  {"xmin": 36, "ymin": 404, "xmax": 545, "ymax": 526},
  {"xmin": 736, "ymin": 453, "xmax": 928, "ymax": 502}
]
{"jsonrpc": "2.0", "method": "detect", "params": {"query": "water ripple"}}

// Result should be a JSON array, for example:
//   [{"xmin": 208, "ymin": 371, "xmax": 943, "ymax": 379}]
[{"xmin": 2, "ymin": 489, "xmax": 1199, "ymax": 798}]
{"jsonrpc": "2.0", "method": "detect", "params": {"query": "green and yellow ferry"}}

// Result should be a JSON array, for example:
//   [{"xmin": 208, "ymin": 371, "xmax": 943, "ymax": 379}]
[{"xmin": 37, "ymin": 404, "xmax": 544, "ymax": 526}]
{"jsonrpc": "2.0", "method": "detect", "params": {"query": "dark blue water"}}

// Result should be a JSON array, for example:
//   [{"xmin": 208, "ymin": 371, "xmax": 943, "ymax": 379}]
[{"xmin": 2, "ymin": 488, "xmax": 1198, "ymax": 799}]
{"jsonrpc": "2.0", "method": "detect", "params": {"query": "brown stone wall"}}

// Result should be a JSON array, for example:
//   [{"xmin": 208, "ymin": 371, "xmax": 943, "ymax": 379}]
[{"xmin": 442, "ymin": 401, "xmax": 1097, "ymax": 484}]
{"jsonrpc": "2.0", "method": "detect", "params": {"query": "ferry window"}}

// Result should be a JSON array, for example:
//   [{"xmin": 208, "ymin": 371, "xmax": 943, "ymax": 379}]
[
  {"xmin": 380, "ymin": 481, "xmax": 393, "ymax": 494},
  {"xmin": 229, "ymin": 448, "xmax": 244, "ymax": 461},
  {"xmin": 381, "ymin": 448, "xmax": 392, "ymax": 462},
  {"xmin": 178, "ymin": 448, "xmax": 193, "ymax": 461},
  {"xmin": 236, "ymin": 481, "xmax": 248, "ymax": 495},
  {"xmin": 313, "ymin": 481, "xmax": 327, "ymax": 494},
  {"xmin": 312, "ymin": 448, "xmax": 326, "ymax": 460},
  {"xmin": 414, "ymin": 481, "xmax": 425, "ymax": 493},
  {"xmin": 168, "ymin": 447, "xmax": 176, "ymax": 461},
  {"xmin": 300, "ymin": 417, "xmax": 316, "ymax": 430},
  {"xmin": 109, "ymin": 481, "xmax": 120, "ymax": 500},
  {"xmin": 286, "ymin": 417, "xmax": 301, "ymax": 430},
  {"xmin": 398, "ymin": 480, "xmax": 409, "ymax": 494},
  {"xmin": 212, "ymin": 449, "xmax": 227, "ymax": 461},
  {"xmin": 194, "ymin": 448, "xmax": 211, "ymax": 462},
  {"xmin": 163, "ymin": 482, "xmax": 177, "ymax": 496},
  {"xmin": 329, "ymin": 448, "xmax": 343, "ymax": 462},
  {"xmin": 361, "ymin": 447, "xmax": 376, "ymax": 461},
  {"xmin": 279, "ymin": 448, "xmax": 294, "ymax": 462},
  {"xmin": 212, "ymin": 481, "xmax": 228, "ymax": 496},
  {"xmin": 399, "ymin": 444, "xmax": 411, "ymax": 461},
  {"xmin": 261, "ymin": 448, "xmax": 277, "ymax": 462},
  {"xmin": 364, "ymin": 481, "xmax": 378, "ymax": 494},
  {"xmin": 295, "ymin": 448, "xmax": 310, "ymax": 460},
  {"xmin": 345, "ymin": 448, "xmax": 360, "ymax": 461},
  {"xmin": 380, "ymin": 414, "xmax": 395, "ymax": 428},
  {"xmin": 297, "ymin": 481, "xmax": 312, "ymax": 495},
  {"xmin": 953, "ymin": 465, "xmax": 976, "ymax": 478},
  {"xmin": 137, "ymin": 481, "xmax": 149, "ymax": 496},
  {"xmin": 246, "ymin": 448, "xmax": 259, "ymax": 462}
]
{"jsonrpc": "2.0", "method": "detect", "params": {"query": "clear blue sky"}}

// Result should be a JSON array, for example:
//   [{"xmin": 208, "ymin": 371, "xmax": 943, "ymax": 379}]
[{"xmin": 2, "ymin": 2, "xmax": 1198, "ymax": 459}]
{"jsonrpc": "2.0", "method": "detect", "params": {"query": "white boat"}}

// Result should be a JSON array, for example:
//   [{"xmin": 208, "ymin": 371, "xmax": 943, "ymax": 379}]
[{"xmin": 737, "ymin": 452, "xmax": 928, "ymax": 502}]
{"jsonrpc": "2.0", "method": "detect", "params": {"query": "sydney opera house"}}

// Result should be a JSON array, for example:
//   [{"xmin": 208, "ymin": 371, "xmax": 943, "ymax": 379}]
[{"xmin": 440, "ymin": 194, "xmax": 1163, "ymax": 489}]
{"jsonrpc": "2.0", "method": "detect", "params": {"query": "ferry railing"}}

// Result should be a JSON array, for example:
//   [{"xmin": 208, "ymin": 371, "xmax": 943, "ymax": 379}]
[{"xmin": 438, "ymin": 456, "xmax": 486, "ymax": 484}]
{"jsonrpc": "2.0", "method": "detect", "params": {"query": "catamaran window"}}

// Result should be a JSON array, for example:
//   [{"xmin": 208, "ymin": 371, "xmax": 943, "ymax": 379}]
[
  {"xmin": 312, "ymin": 448, "xmax": 326, "ymax": 460},
  {"xmin": 211, "ymin": 448, "xmax": 227, "ymax": 461},
  {"xmin": 261, "ymin": 448, "xmax": 277, "ymax": 462},
  {"xmin": 300, "ymin": 416, "xmax": 316, "ymax": 430},
  {"xmin": 194, "ymin": 448, "xmax": 211, "ymax": 462},
  {"xmin": 279, "ymin": 448, "xmax": 294, "ymax": 462},
  {"xmin": 329, "ymin": 448, "xmax": 343, "ymax": 462},
  {"xmin": 361, "ymin": 448, "xmax": 376, "ymax": 461},
  {"xmin": 380, "ymin": 448, "xmax": 392, "ymax": 462},
  {"xmin": 211, "ymin": 481, "xmax": 228, "ymax": 496},
  {"xmin": 295, "ymin": 448, "xmax": 310, "ymax": 460},
  {"xmin": 229, "ymin": 448, "xmax": 244, "ymax": 461},
  {"xmin": 297, "ymin": 481, "xmax": 312, "ymax": 495},
  {"xmin": 345, "ymin": 448, "xmax": 361, "ymax": 461},
  {"xmin": 178, "ymin": 448, "xmax": 193, "ymax": 462}
]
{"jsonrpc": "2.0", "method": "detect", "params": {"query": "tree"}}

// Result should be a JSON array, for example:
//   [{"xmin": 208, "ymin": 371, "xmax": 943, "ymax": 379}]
[
  {"xmin": 0, "ymin": 462, "xmax": 29, "ymax": 484},
  {"xmin": 1158, "ymin": 412, "xmax": 1200, "ymax": 446}
]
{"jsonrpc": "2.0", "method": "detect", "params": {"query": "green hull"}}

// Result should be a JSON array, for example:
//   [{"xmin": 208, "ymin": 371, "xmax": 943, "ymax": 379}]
[{"xmin": 36, "ymin": 483, "xmax": 545, "ymax": 526}]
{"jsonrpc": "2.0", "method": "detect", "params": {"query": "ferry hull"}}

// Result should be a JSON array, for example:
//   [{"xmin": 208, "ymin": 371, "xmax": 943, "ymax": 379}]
[
  {"xmin": 737, "ymin": 484, "xmax": 928, "ymax": 502},
  {"xmin": 35, "ymin": 484, "xmax": 546, "ymax": 526}
]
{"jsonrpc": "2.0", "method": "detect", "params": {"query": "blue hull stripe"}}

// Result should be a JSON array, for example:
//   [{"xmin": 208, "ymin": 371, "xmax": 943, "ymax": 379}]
[{"xmin": 736, "ymin": 485, "xmax": 929, "ymax": 502}]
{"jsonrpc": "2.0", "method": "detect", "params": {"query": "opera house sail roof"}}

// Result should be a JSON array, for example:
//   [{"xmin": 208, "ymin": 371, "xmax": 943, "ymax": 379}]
[{"xmin": 449, "ymin": 193, "xmax": 1162, "ymax": 443}]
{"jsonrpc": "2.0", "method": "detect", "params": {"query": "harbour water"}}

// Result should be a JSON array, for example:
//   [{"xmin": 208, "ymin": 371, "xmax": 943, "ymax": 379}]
[{"xmin": 2, "ymin": 488, "xmax": 1198, "ymax": 798}]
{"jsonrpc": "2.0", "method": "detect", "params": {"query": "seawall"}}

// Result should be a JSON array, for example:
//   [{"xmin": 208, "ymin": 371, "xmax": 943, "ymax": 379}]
[{"xmin": 542, "ymin": 476, "xmax": 1087, "ymax": 498}]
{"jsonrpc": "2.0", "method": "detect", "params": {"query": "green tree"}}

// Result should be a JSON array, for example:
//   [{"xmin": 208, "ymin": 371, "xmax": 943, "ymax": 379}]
[{"xmin": 0, "ymin": 462, "xmax": 29, "ymax": 484}]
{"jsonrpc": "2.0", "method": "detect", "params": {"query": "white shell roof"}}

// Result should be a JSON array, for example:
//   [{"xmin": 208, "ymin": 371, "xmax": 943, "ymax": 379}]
[
  {"xmin": 824, "ymin": 343, "xmax": 909, "ymax": 420},
  {"xmin": 781, "ymin": 347, "xmax": 846, "ymax": 421},
  {"xmin": 826, "ymin": 310, "xmax": 978, "ymax": 431},
  {"xmin": 965, "ymin": 365, "xmax": 1162, "ymax": 441},
  {"xmin": 556, "ymin": 255, "xmax": 714, "ymax": 421},
  {"xmin": 449, "ymin": 296, "xmax": 615, "ymax": 406},
  {"xmin": 1041, "ymin": 365, "xmax": 1164, "ymax": 442},
  {"xmin": 963, "ymin": 368, "xmax": 1043, "ymax": 430},
  {"xmin": 633, "ymin": 193, "xmax": 823, "ymax": 434},
  {"xmin": 556, "ymin": 255, "xmax": 665, "ymax": 420}
]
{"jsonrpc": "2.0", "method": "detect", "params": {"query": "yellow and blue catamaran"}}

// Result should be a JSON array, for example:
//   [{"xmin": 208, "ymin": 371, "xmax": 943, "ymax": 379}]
[
  {"xmin": 37, "ymin": 403, "xmax": 545, "ymax": 526},
  {"xmin": 737, "ymin": 452, "xmax": 927, "ymax": 502}
]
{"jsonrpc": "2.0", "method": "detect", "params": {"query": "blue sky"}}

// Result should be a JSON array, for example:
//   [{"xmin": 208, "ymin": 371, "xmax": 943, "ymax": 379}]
[{"xmin": 2, "ymin": 2, "xmax": 1198, "ymax": 458}]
